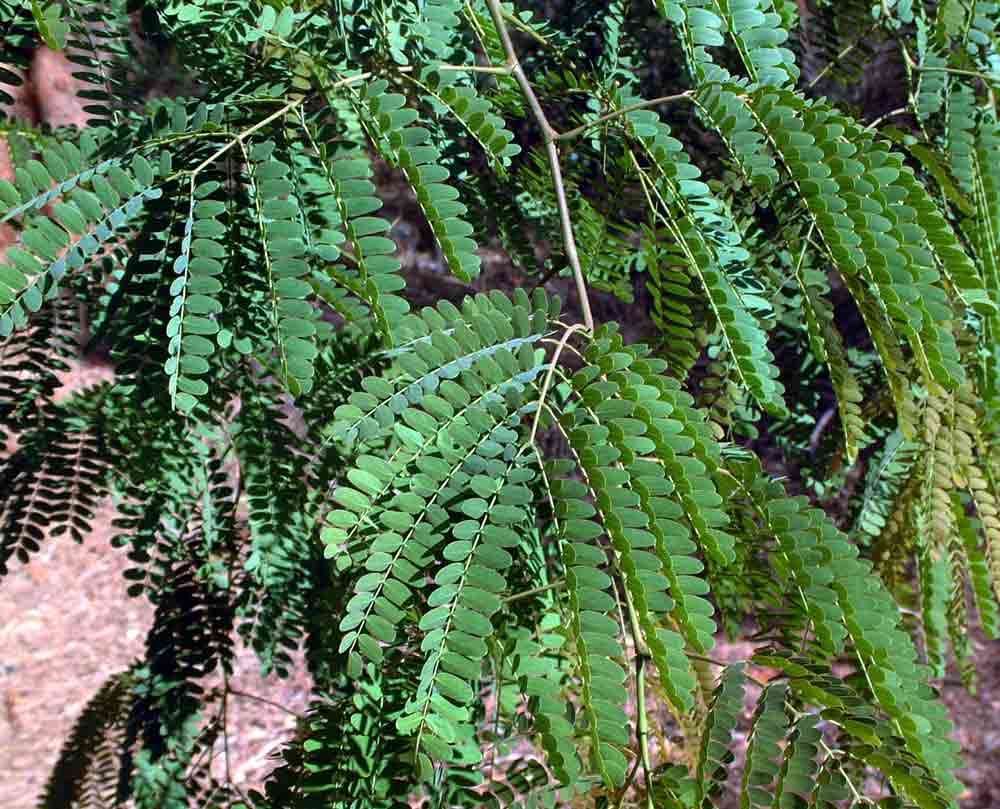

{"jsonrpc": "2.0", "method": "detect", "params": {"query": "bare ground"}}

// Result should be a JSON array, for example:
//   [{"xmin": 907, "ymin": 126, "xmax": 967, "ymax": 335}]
[{"xmin": 1, "ymin": 494, "xmax": 313, "ymax": 808}]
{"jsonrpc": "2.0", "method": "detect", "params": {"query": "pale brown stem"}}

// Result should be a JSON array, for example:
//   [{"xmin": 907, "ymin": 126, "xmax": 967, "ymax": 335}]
[
  {"xmin": 556, "ymin": 91, "xmax": 694, "ymax": 141},
  {"xmin": 483, "ymin": 0, "xmax": 594, "ymax": 331}
]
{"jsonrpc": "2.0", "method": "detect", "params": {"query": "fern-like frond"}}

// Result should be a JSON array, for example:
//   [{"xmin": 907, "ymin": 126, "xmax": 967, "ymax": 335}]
[
  {"xmin": 293, "ymin": 133, "xmax": 409, "ymax": 339},
  {"xmin": 247, "ymin": 143, "xmax": 321, "ymax": 395},
  {"xmin": 718, "ymin": 88, "xmax": 970, "ymax": 399},
  {"xmin": 772, "ymin": 713, "xmax": 822, "ymax": 809},
  {"xmin": 1, "ymin": 399, "xmax": 109, "ymax": 574},
  {"xmin": 38, "ymin": 670, "xmax": 132, "ymax": 809},
  {"xmin": 740, "ymin": 681, "xmax": 789, "ymax": 809},
  {"xmin": 954, "ymin": 493, "xmax": 1000, "ymax": 640},
  {"xmin": 354, "ymin": 79, "xmax": 482, "ymax": 283},
  {"xmin": 235, "ymin": 390, "xmax": 317, "ymax": 677},
  {"xmin": 794, "ymin": 258, "xmax": 866, "ymax": 462},
  {"xmin": 60, "ymin": 0, "xmax": 132, "ymax": 126},
  {"xmin": 656, "ymin": 0, "xmax": 729, "ymax": 83},
  {"xmin": 620, "ymin": 98, "xmax": 787, "ymax": 415},
  {"xmin": 0, "ymin": 287, "xmax": 76, "ymax": 441},
  {"xmin": 694, "ymin": 663, "xmax": 745, "ymax": 805},
  {"xmin": 854, "ymin": 428, "xmax": 919, "ymax": 542},
  {"xmin": 715, "ymin": 0, "xmax": 799, "ymax": 87},
  {"xmin": 165, "ymin": 176, "xmax": 225, "ymax": 412},
  {"xmin": 0, "ymin": 137, "xmax": 162, "ymax": 336}
]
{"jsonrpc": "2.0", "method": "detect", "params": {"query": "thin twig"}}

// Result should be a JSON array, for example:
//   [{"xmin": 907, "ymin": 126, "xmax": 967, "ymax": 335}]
[
  {"xmin": 488, "ymin": 650, "xmax": 501, "ymax": 781},
  {"xmin": 900, "ymin": 45, "xmax": 1000, "ymax": 85},
  {"xmin": 528, "ymin": 323, "xmax": 585, "ymax": 445},
  {"xmin": 528, "ymin": 323, "xmax": 588, "ymax": 444},
  {"xmin": 866, "ymin": 107, "xmax": 908, "ymax": 129},
  {"xmin": 556, "ymin": 92, "xmax": 693, "ymax": 141},
  {"xmin": 685, "ymin": 651, "xmax": 730, "ymax": 667},
  {"xmin": 502, "ymin": 8, "xmax": 549, "ymax": 46},
  {"xmin": 906, "ymin": 59, "xmax": 998, "ymax": 82},
  {"xmin": 437, "ymin": 63, "xmax": 513, "ymax": 75},
  {"xmin": 806, "ymin": 39, "xmax": 861, "ymax": 90},
  {"xmin": 636, "ymin": 657, "xmax": 655, "ymax": 809},
  {"xmin": 686, "ymin": 652, "xmax": 771, "ymax": 688},
  {"xmin": 189, "ymin": 72, "xmax": 371, "ymax": 178},
  {"xmin": 616, "ymin": 755, "xmax": 644, "ymax": 808},
  {"xmin": 818, "ymin": 739, "xmax": 873, "ymax": 807},
  {"xmin": 528, "ymin": 262, "xmax": 564, "ymax": 293},
  {"xmin": 189, "ymin": 98, "xmax": 303, "ymax": 178},
  {"xmin": 227, "ymin": 688, "xmax": 305, "ymax": 719},
  {"xmin": 502, "ymin": 578, "xmax": 566, "ymax": 603},
  {"xmin": 483, "ymin": 0, "xmax": 594, "ymax": 331}
]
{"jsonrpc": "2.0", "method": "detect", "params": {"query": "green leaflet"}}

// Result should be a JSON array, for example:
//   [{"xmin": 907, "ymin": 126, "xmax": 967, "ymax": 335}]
[
  {"xmin": 958, "ymin": 110, "xmax": 1000, "ymax": 313},
  {"xmin": 333, "ymin": 381, "xmax": 531, "ymax": 671},
  {"xmin": 760, "ymin": 492, "xmax": 850, "ymax": 653},
  {"xmin": 1, "ymin": 132, "xmax": 110, "ymax": 221},
  {"xmin": 512, "ymin": 625, "xmax": 586, "ymax": 787},
  {"xmin": 620, "ymin": 99, "xmax": 787, "ymax": 417},
  {"xmin": 482, "ymin": 758, "xmax": 588, "ymax": 809},
  {"xmin": 1, "ymin": 409, "xmax": 109, "ymax": 572},
  {"xmin": 758, "ymin": 650, "xmax": 955, "ymax": 809},
  {"xmin": 713, "ymin": 0, "xmax": 799, "ymax": 87},
  {"xmin": 740, "ymin": 682, "xmax": 789, "ymax": 809},
  {"xmin": 419, "ymin": 70, "xmax": 521, "ymax": 172},
  {"xmin": 325, "ymin": 288, "xmax": 555, "ymax": 448},
  {"xmin": 842, "ymin": 272, "xmax": 920, "ymax": 439},
  {"xmin": 248, "ymin": 145, "xmax": 320, "ymax": 395},
  {"xmin": 356, "ymin": 79, "xmax": 482, "ymax": 282},
  {"xmin": 574, "ymin": 198, "xmax": 638, "ymax": 303},
  {"xmin": 327, "ymin": 290, "xmax": 555, "ymax": 772},
  {"xmin": 236, "ymin": 396, "xmax": 314, "ymax": 677},
  {"xmin": 631, "ymin": 355, "xmax": 738, "ymax": 570},
  {"xmin": 55, "ymin": 0, "xmax": 131, "ymax": 125},
  {"xmin": 0, "ymin": 145, "xmax": 161, "ymax": 338},
  {"xmin": 661, "ymin": 0, "xmax": 795, "ymax": 88},
  {"xmin": 737, "ymin": 461, "xmax": 965, "ymax": 801},
  {"xmin": 917, "ymin": 51, "xmax": 949, "ymax": 120},
  {"xmin": 408, "ymin": 0, "xmax": 466, "ymax": 58},
  {"xmin": 695, "ymin": 664, "xmax": 746, "ymax": 806},
  {"xmin": 853, "ymin": 429, "xmax": 920, "ymax": 541}
]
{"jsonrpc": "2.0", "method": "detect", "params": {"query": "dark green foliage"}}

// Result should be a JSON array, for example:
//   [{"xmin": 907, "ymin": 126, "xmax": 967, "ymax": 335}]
[
  {"xmin": 4, "ymin": 0, "xmax": 1000, "ymax": 806},
  {"xmin": 1, "ymin": 389, "xmax": 110, "ymax": 572},
  {"xmin": 38, "ymin": 671, "xmax": 133, "ymax": 809}
]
